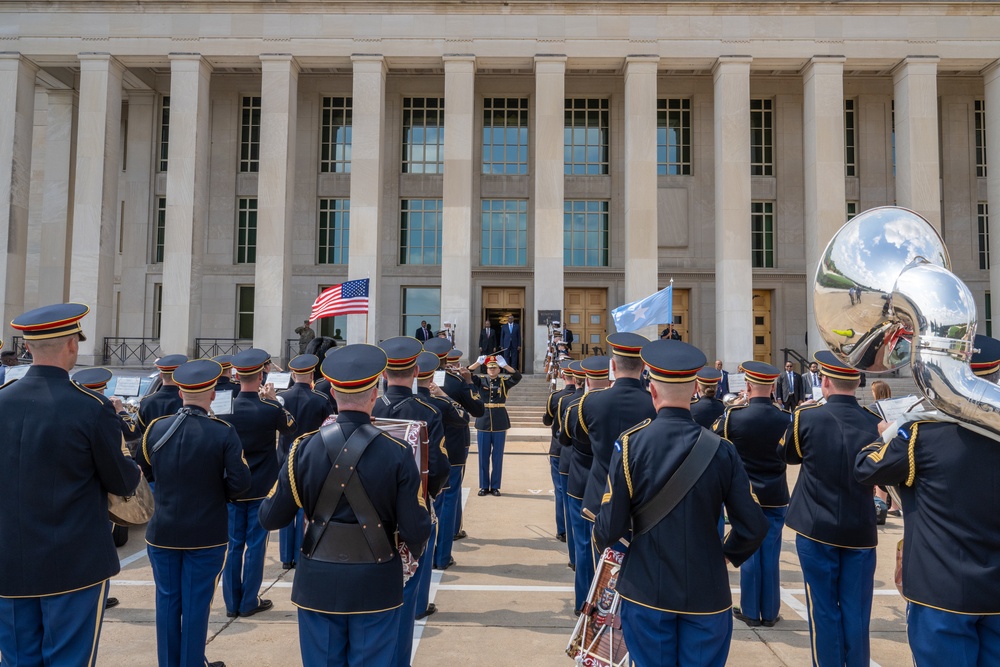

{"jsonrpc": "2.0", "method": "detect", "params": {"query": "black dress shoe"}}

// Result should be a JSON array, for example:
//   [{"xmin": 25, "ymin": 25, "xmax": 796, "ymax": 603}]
[
  {"xmin": 225, "ymin": 611, "xmax": 239, "ymax": 618},
  {"xmin": 761, "ymin": 616, "xmax": 782, "ymax": 628},
  {"xmin": 415, "ymin": 603, "xmax": 437, "ymax": 620},
  {"xmin": 453, "ymin": 530, "xmax": 467, "ymax": 540},
  {"xmin": 490, "ymin": 489, "xmax": 501, "ymax": 497},
  {"xmin": 477, "ymin": 489, "xmax": 487, "ymax": 496},
  {"xmin": 105, "ymin": 597, "xmax": 119, "ymax": 610},
  {"xmin": 732, "ymin": 606, "xmax": 762, "ymax": 627},
  {"xmin": 240, "ymin": 598, "xmax": 273, "ymax": 618},
  {"xmin": 556, "ymin": 533, "xmax": 567, "ymax": 542},
  {"xmin": 568, "ymin": 562, "xmax": 576, "ymax": 572},
  {"xmin": 281, "ymin": 561, "xmax": 296, "ymax": 570},
  {"xmin": 208, "ymin": 662, "xmax": 226, "ymax": 667}
]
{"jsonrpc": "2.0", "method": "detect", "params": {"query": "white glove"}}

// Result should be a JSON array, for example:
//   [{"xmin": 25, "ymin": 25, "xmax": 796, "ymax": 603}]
[
  {"xmin": 477, "ymin": 355, "xmax": 486, "ymax": 365},
  {"xmin": 496, "ymin": 355, "xmax": 507, "ymax": 368}
]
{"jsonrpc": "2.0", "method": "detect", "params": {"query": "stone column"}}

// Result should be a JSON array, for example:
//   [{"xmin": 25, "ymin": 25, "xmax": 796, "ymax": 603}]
[
  {"xmin": 38, "ymin": 90, "xmax": 77, "ymax": 306},
  {"xmin": 69, "ymin": 53, "xmax": 123, "ymax": 363},
  {"xmin": 533, "ymin": 55, "xmax": 566, "ymax": 372},
  {"xmin": 347, "ymin": 55, "xmax": 386, "ymax": 344},
  {"xmin": 623, "ymin": 55, "xmax": 660, "ymax": 341},
  {"xmin": 161, "ymin": 54, "xmax": 211, "ymax": 356},
  {"xmin": 803, "ymin": 57, "xmax": 846, "ymax": 358},
  {"xmin": 0, "ymin": 53, "xmax": 37, "ymax": 340},
  {"xmin": 119, "ymin": 91, "xmax": 156, "ymax": 337},
  {"xmin": 254, "ymin": 54, "xmax": 299, "ymax": 362},
  {"xmin": 892, "ymin": 56, "xmax": 941, "ymax": 228},
  {"xmin": 712, "ymin": 56, "xmax": 753, "ymax": 367},
  {"xmin": 984, "ymin": 61, "xmax": 1000, "ymax": 320},
  {"xmin": 441, "ymin": 55, "xmax": 476, "ymax": 355}
]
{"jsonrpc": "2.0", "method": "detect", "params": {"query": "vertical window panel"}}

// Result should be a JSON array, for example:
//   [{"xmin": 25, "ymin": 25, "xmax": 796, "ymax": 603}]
[
  {"xmin": 402, "ymin": 287, "xmax": 441, "ymax": 337},
  {"xmin": 750, "ymin": 98, "xmax": 774, "ymax": 176},
  {"xmin": 153, "ymin": 197, "xmax": 166, "ymax": 263},
  {"xmin": 481, "ymin": 199, "xmax": 528, "ymax": 266},
  {"xmin": 236, "ymin": 285, "xmax": 255, "ymax": 339},
  {"xmin": 979, "ymin": 202, "xmax": 990, "ymax": 271},
  {"xmin": 402, "ymin": 98, "xmax": 444, "ymax": 174},
  {"xmin": 317, "ymin": 199, "xmax": 350, "ymax": 265},
  {"xmin": 152, "ymin": 283, "xmax": 163, "ymax": 339},
  {"xmin": 400, "ymin": 199, "xmax": 442, "ymax": 265},
  {"xmin": 976, "ymin": 100, "xmax": 988, "ymax": 178},
  {"xmin": 657, "ymin": 98, "xmax": 691, "ymax": 175},
  {"xmin": 845, "ymin": 98, "xmax": 857, "ymax": 177},
  {"xmin": 564, "ymin": 99, "xmax": 609, "ymax": 175},
  {"xmin": 751, "ymin": 201, "xmax": 775, "ymax": 268},
  {"xmin": 236, "ymin": 197, "xmax": 257, "ymax": 264},
  {"xmin": 158, "ymin": 96, "xmax": 169, "ymax": 172},
  {"xmin": 240, "ymin": 96, "xmax": 261, "ymax": 173},
  {"xmin": 320, "ymin": 96, "xmax": 353, "ymax": 173},
  {"xmin": 482, "ymin": 98, "xmax": 529, "ymax": 175},
  {"xmin": 563, "ymin": 200, "xmax": 609, "ymax": 267}
]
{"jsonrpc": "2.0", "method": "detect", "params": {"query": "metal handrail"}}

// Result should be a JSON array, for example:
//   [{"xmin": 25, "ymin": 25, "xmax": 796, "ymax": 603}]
[
  {"xmin": 103, "ymin": 337, "xmax": 163, "ymax": 366},
  {"xmin": 780, "ymin": 348, "xmax": 809, "ymax": 374},
  {"xmin": 10, "ymin": 336, "xmax": 30, "ymax": 361},
  {"xmin": 194, "ymin": 338, "xmax": 253, "ymax": 358}
]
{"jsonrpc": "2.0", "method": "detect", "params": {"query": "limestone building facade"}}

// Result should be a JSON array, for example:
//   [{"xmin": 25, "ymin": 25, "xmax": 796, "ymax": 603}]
[{"xmin": 2, "ymin": 2, "xmax": 1000, "ymax": 372}]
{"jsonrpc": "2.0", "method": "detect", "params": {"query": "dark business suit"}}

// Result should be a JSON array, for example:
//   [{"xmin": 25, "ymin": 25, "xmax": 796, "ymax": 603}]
[
  {"xmin": 414, "ymin": 326, "xmax": 433, "ymax": 342},
  {"xmin": 478, "ymin": 327, "xmax": 499, "ymax": 356},
  {"xmin": 776, "ymin": 370, "xmax": 804, "ymax": 410},
  {"xmin": 500, "ymin": 322, "xmax": 522, "ymax": 370}
]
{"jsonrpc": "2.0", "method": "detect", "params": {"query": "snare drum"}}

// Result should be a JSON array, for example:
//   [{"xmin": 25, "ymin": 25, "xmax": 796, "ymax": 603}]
[{"xmin": 566, "ymin": 547, "xmax": 630, "ymax": 667}]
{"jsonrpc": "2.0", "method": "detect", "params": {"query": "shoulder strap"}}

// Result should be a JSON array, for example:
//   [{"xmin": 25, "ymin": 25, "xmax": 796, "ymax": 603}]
[
  {"xmin": 151, "ymin": 407, "xmax": 194, "ymax": 455},
  {"xmin": 632, "ymin": 429, "xmax": 722, "ymax": 537}
]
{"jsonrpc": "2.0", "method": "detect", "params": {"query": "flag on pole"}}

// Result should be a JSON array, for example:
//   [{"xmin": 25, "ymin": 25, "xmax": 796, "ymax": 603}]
[
  {"xmin": 610, "ymin": 284, "xmax": 673, "ymax": 333},
  {"xmin": 310, "ymin": 279, "xmax": 370, "ymax": 321}
]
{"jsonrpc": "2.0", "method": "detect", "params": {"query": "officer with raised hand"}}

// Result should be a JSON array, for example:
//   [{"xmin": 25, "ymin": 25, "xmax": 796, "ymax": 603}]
[
  {"xmin": 140, "ymin": 359, "xmax": 251, "ymax": 667},
  {"xmin": 558, "ymin": 359, "xmax": 592, "ymax": 614},
  {"xmin": 467, "ymin": 353, "xmax": 522, "ymax": 495},
  {"xmin": 690, "ymin": 367, "xmax": 726, "ymax": 428},
  {"xmin": 260, "ymin": 345, "xmax": 431, "ymax": 666},
  {"xmin": 138, "ymin": 354, "xmax": 188, "ymax": 431},
  {"xmin": 544, "ymin": 366, "xmax": 576, "ymax": 543},
  {"xmin": 712, "ymin": 361, "xmax": 788, "ymax": 629},
  {"xmin": 593, "ymin": 339, "xmax": 766, "ymax": 667}
]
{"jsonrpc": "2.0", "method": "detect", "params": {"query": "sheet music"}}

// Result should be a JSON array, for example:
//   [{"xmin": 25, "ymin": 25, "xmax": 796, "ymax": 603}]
[
  {"xmin": 211, "ymin": 390, "xmax": 233, "ymax": 416},
  {"xmin": 268, "ymin": 372, "xmax": 291, "ymax": 390},
  {"xmin": 728, "ymin": 373, "xmax": 747, "ymax": 394}
]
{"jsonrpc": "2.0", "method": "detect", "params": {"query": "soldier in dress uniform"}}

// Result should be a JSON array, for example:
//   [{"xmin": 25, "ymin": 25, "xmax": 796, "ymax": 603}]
[
  {"xmin": 544, "ymin": 366, "xmax": 576, "ymax": 543},
  {"xmin": 73, "ymin": 367, "xmax": 140, "ymax": 440},
  {"xmin": 138, "ymin": 354, "xmax": 188, "ymax": 431},
  {"xmin": 139, "ymin": 359, "xmax": 251, "ymax": 667},
  {"xmin": 0, "ymin": 303, "xmax": 141, "ymax": 667},
  {"xmin": 467, "ymin": 353, "xmax": 522, "ymax": 495},
  {"xmin": 855, "ymin": 334, "xmax": 1000, "ymax": 664},
  {"xmin": 259, "ymin": 345, "xmax": 431, "ymax": 667},
  {"xmin": 212, "ymin": 354, "xmax": 241, "ymax": 400},
  {"xmin": 223, "ymin": 348, "xmax": 296, "ymax": 619},
  {"xmin": 593, "ymin": 339, "xmax": 767, "ymax": 667},
  {"xmin": 711, "ymin": 361, "xmax": 788, "ymax": 628},
  {"xmin": 305, "ymin": 336, "xmax": 340, "ymax": 411},
  {"xmin": 555, "ymin": 362, "xmax": 585, "ymax": 571},
  {"xmin": 558, "ymin": 360, "xmax": 593, "ymax": 613},
  {"xmin": 276, "ymin": 354, "xmax": 335, "ymax": 570},
  {"xmin": 690, "ymin": 367, "xmax": 725, "ymax": 428},
  {"xmin": 781, "ymin": 350, "xmax": 881, "ymax": 667}
]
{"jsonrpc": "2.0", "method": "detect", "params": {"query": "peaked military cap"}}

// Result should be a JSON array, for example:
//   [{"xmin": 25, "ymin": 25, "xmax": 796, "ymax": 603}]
[
  {"xmin": 423, "ymin": 337, "xmax": 453, "ymax": 359},
  {"xmin": 74, "ymin": 367, "xmax": 113, "ymax": 391},
  {"xmin": 740, "ymin": 360, "xmax": 780, "ymax": 385},
  {"xmin": 321, "ymin": 344, "xmax": 387, "ymax": 394},
  {"xmin": 696, "ymin": 368, "xmax": 722, "ymax": 385},
  {"xmin": 155, "ymin": 354, "xmax": 189, "ymax": 374},
  {"xmin": 446, "ymin": 348, "xmax": 464, "ymax": 363},
  {"xmin": 213, "ymin": 354, "xmax": 234, "ymax": 371},
  {"xmin": 485, "ymin": 355, "xmax": 501, "ymax": 368},
  {"xmin": 606, "ymin": 332, "xmax": 648, "ymax": 358},
  {"xmin": 232, "ymin": 348, "xmax": 271, "ymax": 375},
  {"xmin": 325, "ymin": 345, "xmax": 341, "ymax": 358},
  {"xmin": 814, "ymin": 350, "xmax": 861, "ymax": 380},
  {"xmin": 640, "ymin": 339, "xmax": 707, "ymax": 383},
  {"xmin": 581, "ymin": 355, "xmax": 611, "ymax": 379},
  {"xmin": 378, "ymin": 336, "xmax": 422, "ymax": 371},
  {"xmin": 971, "ymin": 334, "xmax": 1000, "ymax": 377},
  {"xmin": 565, "ymin": 360, "xmax": 584, "ymax": 378},
  {"xmin": 416, "ymin": 351, "xmax": 440, "ymax": 379},
  {"xmin": 173, "ymin": 359, "xmax": 224, "ymax": 393},
  {"xmin": 288, "ymin": 354, "xmax": 320, "ymax": 374},
  {"xmin": 11, "ymin": 303, "xmax": 89, "ymax": 341}
]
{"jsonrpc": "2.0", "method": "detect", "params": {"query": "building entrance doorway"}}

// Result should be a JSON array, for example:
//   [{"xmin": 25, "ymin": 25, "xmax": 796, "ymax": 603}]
[
  {"xmin": 564, "ymin": 288, "xmax": 607, "ymax": 359},
  {"xmin": 482, "ymin": 287, "xmax": 525, "ymax": 369},
  {"xmin": 752, "ymin": 289, "xmax": 773, "ymax": 363}
]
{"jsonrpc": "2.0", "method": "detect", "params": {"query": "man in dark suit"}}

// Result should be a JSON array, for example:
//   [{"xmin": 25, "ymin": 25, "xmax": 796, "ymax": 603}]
[
  {"xmin": 715, "ymin": 359, "xmax": 731, "ymax": 397},
  {"xmin": 500, "ymin": 316, "xmax": 522, "ymax": 370},
  {"xmin": 414, "ymin": 320, "xmax": 433, "ymax": 342},
  {"xmin": 776, "ymin": 361, "xmax": 804, "ymax": 410},
  {"xmin": 561, "ymin": 324, "xmax": 575, "ymax": 351},
  {"xmin": 479, "ymin": 320, "xmax": 499, "ymax": 357}
]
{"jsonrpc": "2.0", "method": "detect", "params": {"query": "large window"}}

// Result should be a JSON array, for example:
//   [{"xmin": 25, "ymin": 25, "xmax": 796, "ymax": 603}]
[
  {"xmin": 750, "ymin": 99, "xmax": 774, "ymax": 176},
  {"xmin": 236, "ymin": 197, "xmax": 257, "ymax": 264},
  {"xmin": 152, "ymin": 283, "xmax": 163, "ymax": 339},
  {"xmin": 481, "ymin": 199, "xmax": 527, "ymax": 266},
  {"xmin": 482, "ymin": 98, "xmax": 529, "ymax": 175},
  {"xmin": 976, "ymin": 99, "xmax": 987, "ymax": 178},
  {"xmin": 316, "ymin": 286, "xmax": 346, "ymax": 341},
  {"xmin": 153, "ymin": 197, "xmax": 166, "ymax": 263},
  {"xmin": 845, "ymin": 98, "xmax": 857, "ymax": 177},
  {"xmin": 158, "ymin": 96, "xmax": 169, "ymax": 172},
  {"xmin": 236, "ymin": 285, "xmax": 254, "ymax": 339},
  {"xmin": 564, "ymin": 200, "xmax": 609, "ymax": 267},
  {"xmin": 847, "ymin": 201, "xmax": 859, "ymax": 221},
  {"xmin": 751, "ymin": 201, "xmax": 775, "ymax": 268},
  {"xmin": 400, "ymin": 199, "xmax": 442, "ymax": 265},
  {"xmin": 402, "ymin": 97, "xmax": 444, "ymax": 174},
  {"xmin": 564, "ymin": 99, "xmax": 609, "ymax": 175},
  {"xmin": 657, "ymin": 98, "xmax": 691, "ymax": 175},
  {"xmin": 240, "ymin": 96, "xmax": 261, "ymax": 173},
  {"xmin": 402, "ymin": 287, "xmax": 441, "ymax": 337},
  {"xmin": 320, "ymin": 96, "xmax": 352, "ymax": 173},
  {"xmin": 318, "ymin": 199, "xmax": 350, "ymax": 265},
  {"xmin": 979, "ymin": 202, "xmax": 990, "ymax": 271}
]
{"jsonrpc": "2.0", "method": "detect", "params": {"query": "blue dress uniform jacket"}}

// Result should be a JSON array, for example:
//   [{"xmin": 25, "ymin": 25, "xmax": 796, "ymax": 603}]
[
  {"xmin": 278, "ymin": 382, "xmax": 334, "ymax": 461},
  {"xmin": 593, "ymin": 407, "xmax": 767, "ymax": 613},
  {"xmin": 259, "ymin": 411, "xmax": 432, "ymax": 613},
  {"xmin": 215, "ymin": 376, "xmax": 241, "ymax": 399},
  {"xmin": 782, "ymin": 394, "xmax": 881, "ymax": 548},
  {"xmin": 471, "ymin": 370, "xmax": 522, "ymax": 431},
  {"xmin": 422, "ymin": 388, "xmax": 469, "ymax": 466},
  {"xmin": 559, "ymin": 392, "xmax": 590, "ymax": 500},
  {"xmin": 374, "ymin": 385, "xmax": 450, "ymax": 497},
  {"xmin": 690, "ymin": 395, "xmax": 726, "ymax": 430},
  {"xmin": 230, "ymin": 392, "xmax": 296, "ymax": 499},
  {"xmin": 140, "ymin": 407, "xmax": 251, "ymax": 547},
  {"xmin": 545, "ymin": 385, "xmax": 576, "ymax": 456},
  {"xmin": 556, "ymin": 388, "xmax": 581, "ymax": 476},
  {"xmin": 713, "ymin": 397, "xmax": 790, "ymax": 507},
  {"xmin": 579, "ymin": 378, "xmax": 656, "ymax": 519},
  {"xmin": 138, "ymin": 384, "xmax": 182, "ymax": 431},
  {"xmin": 0, "ymin": 365, "xmax": 142, "ymax": 597},
  {"xmin": 443, "ymin": 371, "xmax": 485, "ymax": 420}
]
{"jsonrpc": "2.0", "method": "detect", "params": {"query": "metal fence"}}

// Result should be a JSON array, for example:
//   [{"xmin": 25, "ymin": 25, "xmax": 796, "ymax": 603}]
[
  {"xmin": 194, "ymin": 338, "xmax": 254, "ymax": 358},
  {"xmin": 103, "ymin": 338, "xmax": 163, "ymax": 366}
]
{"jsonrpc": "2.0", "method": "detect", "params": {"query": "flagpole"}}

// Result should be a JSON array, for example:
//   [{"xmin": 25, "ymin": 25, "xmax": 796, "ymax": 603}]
[{"xmin": 364, "ymin": 311, "xmax": 369, "ymax": 345}]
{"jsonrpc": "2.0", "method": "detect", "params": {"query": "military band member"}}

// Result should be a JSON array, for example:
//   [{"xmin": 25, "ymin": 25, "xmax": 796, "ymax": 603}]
[
  {"xmin": 690, "ymin": 367, "xmax": 725, "ymax": 429},
  {"xmin": 781, "ymin": 350, "xmax": 881, "ymax": 667},
  {"xmin": 259, "ymin": 345, "xmax": 431, "ymax": 667},
  {"xmin": 276, "ymin": 354, "xmax": 335, "ymax": 570},
  {"xmin": 212, "ymin": 354, "xmax": 241, "ymax": 402},
  {"xmin": 138, "ymin": 354, "xmax": 188, "ymax": 431},
  {"xmin": 140, "ymin": 359, "xmax": 251, "ymax": 667},
  {"xmin": 73, "ymin": 367, "xmax": 140, "ymax": 440},
  {"xmin": 0, "ymin": 303, "xmax": 141, "ymax": 667},
  {"xmin": 468, "ymin": 353, "xmax": 522, "ymax": 495},
  {"xmin": 855, "ymin": 334, "xmax": 1000, "ymax": 665},
  {"xmin": 556, "ymin": 362, "xmax": 584, "ymax": 570},
  {"xmin": 558, "ymin": 360, "xmax": 592, "ymax": 613},
  {"xmin": 223, "ymin": 348, "xmax": 296, "ymax": 619},
  {"xmin": 544, "ymin": 366, "xmax": 576, "ymax": 543},
  {"xmin": 593, "ymin": 339, "xmax": 767, "ymax": 667},
  {"xmin": 305, "ymin": 336, "xmax": 340, "ymax": 411},
  {"xmin": 439, "ymin": 344, "xmax": 484, "ymax": 541},
  {"xmin": 711, "ymin": 361, "xmax": 788, "ymax": 628}
]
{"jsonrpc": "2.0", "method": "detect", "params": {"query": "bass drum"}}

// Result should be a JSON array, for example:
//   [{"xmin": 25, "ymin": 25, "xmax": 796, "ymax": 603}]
[{"xmin": 567, "ymin": 548, "xmax": 630, "ymax": 666}]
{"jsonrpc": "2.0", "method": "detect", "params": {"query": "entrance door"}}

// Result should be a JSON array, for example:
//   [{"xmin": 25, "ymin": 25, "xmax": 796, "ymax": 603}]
[
  {"xmin": 482, "ymin": 287, "xmax": 525, "ymax": 367},
  {"xmin": 654, "ymin": 288, "xmax": 690, "ymax": 342},
  {"xmin": 752, "ymin": 289, "xmax": 772, "ymax": 363},
  {"xmin": 564, "ymin": 288, "xmax": 608, "ymax": 359}
]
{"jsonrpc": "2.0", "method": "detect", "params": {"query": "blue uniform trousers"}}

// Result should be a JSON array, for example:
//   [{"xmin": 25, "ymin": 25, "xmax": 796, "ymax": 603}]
[
  {"xmin": 796, "ymin": 534, "xmax": 876, "ymax": 667},
  {"xmin": 434, "ymin": 466, "xmax": 463, "ymax": 567},
  {"xmin": 907, "ymin": 603, "xmax": 1000, "ymax": 667},
  {"xmin": 0, "ymin": 580, "xmax": 107, "ymax": 667},
  {"xmin": 414, "ymin": 522, "xmax": 436, "ymax": 615},
  {"xmin": 299, "ymin": 606, "xmax": 402, "ymax": 667},
  {"xmin": 739, "ymin": 506, "xmax": 787, "ymax": 624},
  {"xmin": 477, "ymin": 430, "xmax": 507, "ymax": 490},
  {"xmin": 620, "ymin": 598, "xmax": 732, "ymax": 667},
  {"xmin": 278, "ymin": 508, "xmax": 305, "ymax": 566},
  {"xmin": 394, "ymin": 525, "xmax": 435, "ymax": 667},
  {"xmin": 567, "ymin": 495, "xmax": 593, "ymax": 612},
  {"xmin": 455, "ymin": 448, "xmax": 469, "ymax": 534},
  {"xmin": 549, "ymin": 456, "xmax": 566, "ymax": 537},
  {"xmin": 223, "ymin": 499, "xmax": 269, "ymax": 615},
  {"xmin": 561, "ymin": 474, "xmax": 576, "ymax": 566},
  {"xmin": 148, "ymin": 544, "xmax": 226, "ymax": 667}
]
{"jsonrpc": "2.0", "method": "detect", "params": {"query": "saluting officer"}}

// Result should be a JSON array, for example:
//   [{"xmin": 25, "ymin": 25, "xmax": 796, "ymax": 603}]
[
  {"xmin": 855, "ymin": 335, "xmax": 1000, "ymax": 664},
  {"xmin": 259, "ymin": 345, "xmax": 431, "ymax": 666},
  {"xmin": 558, "ymin": 360, "xmax": 593, "ymax": 613},
  {"xmin": 781, "ymin": 350, "xmax": 881, "ymax": 667},
  {"xmin": 138, "ymin": 354, "xmax": 188, "ymax": 431},
  {"xmin": 74, "ymin": 367, "xmax": 140, "ymax": 440},
  {"xmin": 544, "ymin": 366, "xmax": 576, "ymax": 543},
  {"xmin": 276, "ymin": 354, "xmax": 335, "ymax": 570},
  {"xmin": 467, "ymin": 353, "xmax": 522, "ymax": 496},
  {"xmin": 690, "ymin": 367, "xmax": 725, "ymax": 428},
  {"xmin": 140, "ymin": 359, "xmax": 251, "ymax": 667},
  {"xmin": 593, "ymin": 339, "xmax": 767, "ymax": 667},
  {"xmin": 555, "ymin": 362, "xmax": 584, "ymax": 571},
  {"xmin": 439, "ymin": 345, "xmax": 484, "ymax": 542},
  {"xmin": 711, "ymin": 361, "xmax": 788, "ymax": 628},
  {"xmin": 223, "ymin": 348, "xmax": 296, "ymax": 619},
  {"xmin": 0, "ymin": 303, "xmax": 141, "ymax": 666}
]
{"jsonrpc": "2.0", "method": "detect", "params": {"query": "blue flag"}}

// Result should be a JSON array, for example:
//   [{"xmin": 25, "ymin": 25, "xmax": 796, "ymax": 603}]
[{"xmin": 611, "ymin": 285, "xmax": 673, "ymax": 333}]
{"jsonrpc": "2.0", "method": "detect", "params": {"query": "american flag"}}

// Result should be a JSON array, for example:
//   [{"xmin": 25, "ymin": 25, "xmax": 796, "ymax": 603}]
[{"xmin": 310, "ymin": 279, "xmax": 370, "ymax": 321}]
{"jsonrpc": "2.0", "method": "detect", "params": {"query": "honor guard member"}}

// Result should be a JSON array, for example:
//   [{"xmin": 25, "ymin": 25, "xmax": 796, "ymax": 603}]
[
  {"xmin": 0, "ymin": 303, "xmax": 142, "ymax": 666},
  {"xmin": 544, "ymin": 366, "xmax": 576, "ymax": 543},
  {"xmin": 259, "ymin": 346, "xmax": 431, "ymax": 667},
  {"xmin": 139, "ymin": 354, "xmax": 188, "ymax": 431},
  {"xmin": 556, "ymin": 362, "xmax": 585, "ymax": 570},
  {"xmin": 223, "ymin": 348, "xmax": 296, "ymax": 619},
  {"xmin": 558, "ymin": 360, "xmax": 593, "ymax": 612},
  {"xmin": 593, "ymin": 340, "xmax": 767, "ymax": 667},
  {"xmin": 74, "ymin": 367, "xmax": 139, "ymax": 440},
  {"xmin": 690, "ymin": 368, "xmax": 725, "ymax": 429},
  {"xmin": 782, "ymin": 350, "xmax": 881, "ymax": 667},
  {"xmin": 212, "ymin": 354, "xmax": 241, "ymax": 403},
  {"xmin": 855, "ymin": 334, "xmax": 1000, "ymax": 665},
  {"xmin": 439, "ymin": 344, "xmax": 484, "ymax": 541},
  {"xmin": 467, "ymin": 353, "xmax": 523, "ymax": 495},
  {"xmin": 276, "ymin": 354, "xmax": 334, "ymax": 570},
  {"xmin": 580, "ymin": 334, "xmax": 656, "ymax": 528},
  {"xmin": 140, "ymin": 359, "xmax": 251, "ymax": 667},
  {"xmin": 711, "ymin": 361, "xmax": 788, "ymax": 628}
]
